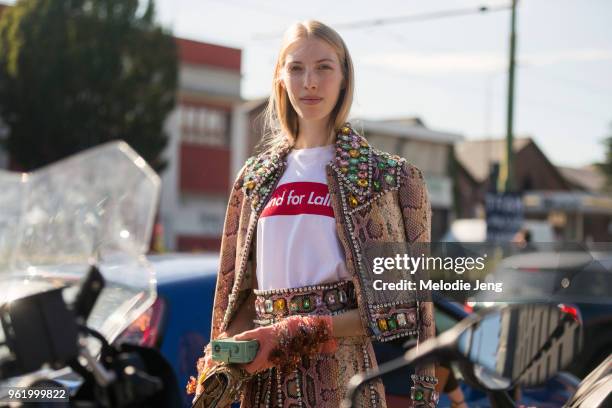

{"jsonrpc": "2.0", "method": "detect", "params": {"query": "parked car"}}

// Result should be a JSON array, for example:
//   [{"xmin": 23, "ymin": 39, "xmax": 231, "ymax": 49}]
[
  {"xmin": 442, "ymin": 218, "xmax": 555, "ymax": 246},
  {"xmin": 134, "ymin": 253, "xmax": 579, "ymax": 407}
]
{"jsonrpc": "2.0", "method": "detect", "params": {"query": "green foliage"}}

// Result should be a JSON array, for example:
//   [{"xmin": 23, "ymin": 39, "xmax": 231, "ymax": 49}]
[{"xmin": 0, "ymin": 0, "xmax": 177, "ymax": 171}]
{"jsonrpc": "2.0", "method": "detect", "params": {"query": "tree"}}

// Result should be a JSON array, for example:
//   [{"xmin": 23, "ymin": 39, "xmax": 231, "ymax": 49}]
[
  {"xmin": 0, "ymin": 0, "xmax": 177, "ymax": 171},
  {"xmin": 597, "ymin": 123, "xmax": 612, "ymax": 192}
]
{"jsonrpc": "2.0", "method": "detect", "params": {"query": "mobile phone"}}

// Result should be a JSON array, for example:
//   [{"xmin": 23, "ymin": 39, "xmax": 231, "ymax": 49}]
[{"xmin": 211, "ymin": 339, "xmax": 259, "ymax": 364}]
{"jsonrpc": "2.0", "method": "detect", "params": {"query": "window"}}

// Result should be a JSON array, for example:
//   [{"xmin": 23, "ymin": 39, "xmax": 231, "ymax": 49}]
[{"xmin": 180, "ymin": 105, "xmax": 229, "ymax": 146}]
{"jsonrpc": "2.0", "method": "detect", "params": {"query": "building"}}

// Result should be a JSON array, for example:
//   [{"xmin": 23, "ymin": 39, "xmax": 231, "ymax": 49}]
[
  {"xmin": 159, "ymin": 38, "xmax": 242, "ymax": 251},
  {"xmin": 454, "ymin": 137, "xmax": 571, "ymax": 217},
  {"xmin": 454, "ymin": 138, "xmax": 612, "ymax": 242}
]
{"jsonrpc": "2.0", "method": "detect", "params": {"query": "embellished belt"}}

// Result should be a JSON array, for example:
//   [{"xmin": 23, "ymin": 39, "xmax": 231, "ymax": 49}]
[{"xmin": 253, "ymin": 280, "xmax": 357, "ymax": 326}]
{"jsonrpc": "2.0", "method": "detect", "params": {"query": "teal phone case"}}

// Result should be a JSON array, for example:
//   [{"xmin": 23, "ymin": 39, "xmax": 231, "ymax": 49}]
[{"xmin": 211, "ymin": 339, "xmax": 260, "ymax": 364}]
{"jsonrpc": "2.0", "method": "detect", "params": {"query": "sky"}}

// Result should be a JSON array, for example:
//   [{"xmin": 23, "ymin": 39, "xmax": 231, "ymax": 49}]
[{"xmin": 6, "ymin": 0, "xmax": 612, "ymax": 167}]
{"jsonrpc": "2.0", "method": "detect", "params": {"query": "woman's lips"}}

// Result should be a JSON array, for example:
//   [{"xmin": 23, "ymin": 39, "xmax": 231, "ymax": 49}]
[{"xmin": 300, "ymin": 97, "xmax": 322, "ymax": 105}]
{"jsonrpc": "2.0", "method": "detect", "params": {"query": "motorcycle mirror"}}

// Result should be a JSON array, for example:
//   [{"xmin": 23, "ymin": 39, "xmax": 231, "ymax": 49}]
[
  {"xmin": 459, "ymin": 303, "xmax": 583, "ymax": 391},
  {"xmin": 342, "ymin": 303, "xmax": 582, "ymax": 408}
]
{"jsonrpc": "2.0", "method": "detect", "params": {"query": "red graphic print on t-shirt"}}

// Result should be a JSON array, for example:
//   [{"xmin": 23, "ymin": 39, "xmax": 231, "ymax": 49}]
[{"xmin": 260, "ymin": 182, "xmax": 334, "ymax": 218}]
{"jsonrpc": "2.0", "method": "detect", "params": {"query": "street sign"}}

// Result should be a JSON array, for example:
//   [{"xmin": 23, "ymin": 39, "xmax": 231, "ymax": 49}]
[{"xmin": 486, "ymin": 192, "xmax": 524, "ymax": 242}]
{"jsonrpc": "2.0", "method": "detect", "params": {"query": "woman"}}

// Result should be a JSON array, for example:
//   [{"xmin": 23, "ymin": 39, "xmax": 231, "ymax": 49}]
[{"xmin": 192, "ymin": 20, "xmax": 438, "ymax": 408}]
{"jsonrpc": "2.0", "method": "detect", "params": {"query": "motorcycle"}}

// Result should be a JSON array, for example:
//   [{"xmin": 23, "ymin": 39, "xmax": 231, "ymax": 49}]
[{"xmin": 0, "ymin": 142, "xmax": 181, "ymax": 407}]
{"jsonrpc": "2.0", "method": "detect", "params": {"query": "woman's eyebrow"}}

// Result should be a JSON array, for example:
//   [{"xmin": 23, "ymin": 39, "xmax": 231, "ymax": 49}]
[{"xmin": 287, "ymin": 58, "xmax": 336, "ymax": 64}]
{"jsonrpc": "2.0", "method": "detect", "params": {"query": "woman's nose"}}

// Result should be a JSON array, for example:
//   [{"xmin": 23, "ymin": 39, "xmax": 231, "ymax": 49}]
[{"xmin": 303, "ymin": 69, "xmax": 318, "ymax": 89}]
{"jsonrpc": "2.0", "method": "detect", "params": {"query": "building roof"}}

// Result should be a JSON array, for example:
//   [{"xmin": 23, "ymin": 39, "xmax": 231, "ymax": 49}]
[
  {"xmin": 455, "ymin": 137, "xmax": 532, "ymax": 182},
  {"xmin": 175, "ymin": 37, "xmax": 241, "ymax": 72},
  {"xmin": 355, "ymin": 118, "xmax": 463, "ymax": 144},
  {"xmin": 379, "ymin": 117, "xmax": 426, "ymax": 127},
  {"xmin": 558, "ymin": 165, "xmax": 605, "ymax": 192}
]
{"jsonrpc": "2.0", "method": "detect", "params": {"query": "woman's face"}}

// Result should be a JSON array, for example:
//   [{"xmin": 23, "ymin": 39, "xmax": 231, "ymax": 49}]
[{"xmin": 280, "ymin": 37, "xmax": 344, "ymax": 124}]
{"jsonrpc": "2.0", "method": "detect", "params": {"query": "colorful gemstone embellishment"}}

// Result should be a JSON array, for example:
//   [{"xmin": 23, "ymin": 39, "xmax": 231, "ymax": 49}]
[
  {"xmin": 264, "ymin": 299, "xmax": 273, "ymax": 313},
  {"xmin": 377, "ymin": 318, "xmax": 388, "ymax": 331},
  {"xmin": 414, "ymin": 390, "xmax": 424, "ymax": 401},
  {"xmin": 273, "ymin": 298, "xmax": 286, "ymax": 313},
  {"xmin": 326, "ymin": 291, "xmax": 337, "ymax": 305},
  {"xmin": 334, "ymin": 123, "xmax": 372, "ymax": 209},
  {"xmin": 396, "ymin": 312, "xmax": 407, "ymax": 327}
]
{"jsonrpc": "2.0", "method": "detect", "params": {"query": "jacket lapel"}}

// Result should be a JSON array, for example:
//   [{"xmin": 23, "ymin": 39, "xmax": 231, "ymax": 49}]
[
  {"xmin": 241, "ymin": 139, "xmax": 292, "ymax": 211},
  {"xmin": 328, "ymin": 124, "xmax": 374, "ymax": 210}
]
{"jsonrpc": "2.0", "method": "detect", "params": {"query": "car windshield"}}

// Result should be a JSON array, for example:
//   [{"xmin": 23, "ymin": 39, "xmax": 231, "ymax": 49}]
[{"xmin": 0, "ymin": 142, "xmax": 160, "ymax": 342}]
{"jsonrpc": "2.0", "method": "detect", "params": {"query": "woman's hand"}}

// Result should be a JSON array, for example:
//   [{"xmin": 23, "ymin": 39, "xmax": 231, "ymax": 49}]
[
  {"xmin": 233, "ymin": 324, "xmax": 282, "ymax": 374},
  {"xmin": 188, "ymin": 332, "xmax": 229, "ymax": 400},
  {"xmin": 193, "ymin": 344, "xmax": 214, "ymax": 398},
  {"xmin": 233, "ymin": 315, "xmax": 336, "ymax": 374}
]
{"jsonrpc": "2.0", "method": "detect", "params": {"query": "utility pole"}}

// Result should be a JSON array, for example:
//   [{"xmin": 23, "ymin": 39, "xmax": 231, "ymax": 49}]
[{"xmin": 498, "ymin": 0, "xmax": 518, "ymax": 192}]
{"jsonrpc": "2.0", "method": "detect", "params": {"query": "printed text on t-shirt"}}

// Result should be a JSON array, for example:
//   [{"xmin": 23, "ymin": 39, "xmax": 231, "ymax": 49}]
[{"xmin": 260, "ymin": 182, "xmax": 334, "ymax": 218}]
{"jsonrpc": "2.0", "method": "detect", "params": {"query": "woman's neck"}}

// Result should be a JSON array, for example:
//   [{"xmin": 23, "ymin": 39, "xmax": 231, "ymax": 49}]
[{"xmin": 294, "ymin": 117, "xmax": 334, "ymax": 149}]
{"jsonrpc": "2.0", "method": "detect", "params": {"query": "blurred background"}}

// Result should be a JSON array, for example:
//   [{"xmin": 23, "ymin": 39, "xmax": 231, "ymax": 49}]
[{"xmin": 1, "ymin": 0, "xmax": 612, "ymax": 251}]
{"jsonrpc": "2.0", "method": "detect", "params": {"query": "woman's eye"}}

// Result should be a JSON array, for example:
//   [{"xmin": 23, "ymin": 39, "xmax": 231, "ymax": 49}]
[
  {"xmin": 319, "ymin": 65, "xmax": 332, "ymax": 70},
  {"xmin": 289, "ymin": 65, "xmax": 302, "ymax": 72}
]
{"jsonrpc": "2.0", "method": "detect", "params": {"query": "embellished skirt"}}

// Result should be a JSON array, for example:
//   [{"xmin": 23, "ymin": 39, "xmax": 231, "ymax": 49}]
[{"xmin": 240, "ymin": 280, "xmax": 388, "ymax": 408}]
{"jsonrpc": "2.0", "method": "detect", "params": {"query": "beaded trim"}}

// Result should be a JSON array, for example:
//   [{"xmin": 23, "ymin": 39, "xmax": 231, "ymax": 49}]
[
  {"xmin": 330, "ymin": 134, "xmax": 418, "ymax": 344},
  {"xmin": 241, "ymin": 139, "xmax": 292, "ymax": 210},
  {"xmin": 253, "ymin": 279, "xmax": 352, "ymax": 296},
  {"xmin": 411, "ymin": 374, "xmax": 439, "ymax": 385},
  {"xmin": 411, "ymin": 382, "xmax": 440, "ymax": 407},
  {"xmin": 361, "ymin": 342, "xmax": 379, "ymax": 406},
  {"xmin": 253, "ymin": 280, "xmax": 357, "ymax": 326},
  {"xmin": 222, "ymin": 162, "xmax": 286, "ymax": 331}
]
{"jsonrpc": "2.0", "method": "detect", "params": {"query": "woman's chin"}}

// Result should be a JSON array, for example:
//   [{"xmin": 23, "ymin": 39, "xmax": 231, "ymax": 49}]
[{"xmin": 296, "ymin": 109, "xmax": 332, "ymax": 122}]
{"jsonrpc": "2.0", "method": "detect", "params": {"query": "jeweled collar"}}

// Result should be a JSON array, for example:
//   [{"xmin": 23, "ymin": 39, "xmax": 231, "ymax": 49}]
[
  {"xmin": 330, "ymin": 124, "xmax": 373, "ymax": 202},
  {"xmin": 242, "ymin": 123, "xmax": 403, "ymax": 211}
]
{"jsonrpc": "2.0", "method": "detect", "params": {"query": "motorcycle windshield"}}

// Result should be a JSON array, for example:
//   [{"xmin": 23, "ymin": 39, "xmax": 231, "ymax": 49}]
[{"xmin": 0, "ymin": 141, "xmax": 160, "ymax": 343}]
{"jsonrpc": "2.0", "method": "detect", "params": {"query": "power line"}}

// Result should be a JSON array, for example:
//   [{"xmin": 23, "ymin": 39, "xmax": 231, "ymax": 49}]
[
  {"xmin": 252, "ymin": 3, "xmax": 512, "ymax": 40},
  {"xmin": 331, "ymin": 4, "xmax": 512, "ymax": 30}
]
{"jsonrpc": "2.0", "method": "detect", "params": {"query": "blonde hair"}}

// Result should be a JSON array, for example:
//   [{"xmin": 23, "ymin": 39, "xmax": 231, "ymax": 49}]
[{"xmin": 258, "ymin": 20, "xmax": 355, "ymax": 153}]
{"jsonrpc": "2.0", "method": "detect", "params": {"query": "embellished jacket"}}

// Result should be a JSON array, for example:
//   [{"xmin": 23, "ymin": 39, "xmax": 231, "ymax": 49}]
[{"xmin": 210, "ymin": 124, "xmax": 435, "ymax": 379}]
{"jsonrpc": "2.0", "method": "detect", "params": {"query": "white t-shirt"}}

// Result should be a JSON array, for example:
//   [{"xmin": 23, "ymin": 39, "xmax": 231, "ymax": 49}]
[{"xmin": 256, "ymin": 144, "xmax": 350, "ymax": 290}]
